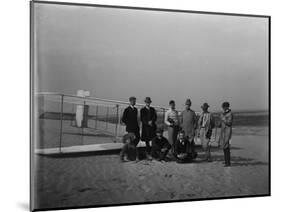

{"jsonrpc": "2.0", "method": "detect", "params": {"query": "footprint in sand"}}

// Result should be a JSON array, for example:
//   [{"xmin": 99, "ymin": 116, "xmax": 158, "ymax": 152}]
[
  {"xmin": 164, "ymin": 174, "xmax": 173, "ymax": 178},
  {"xmin": 140, "ymin": 161, "xmax": 151, "ymax": 166},
  {"xmin": 141, "ymin": 185, "xmax": 151, "ymax": 193},
  {"xmin": 78, "ymin": 187, "xmax": 93, "ymax": 193},
  {"xmin": 111, "ymin": 178, "xmax": 126, "ymax": 183},
  {"xmin": 138, "ymin": 174, "xmax": 145, "ymax": 180},
  {"xmin": 170, "ymin": 192, "xmax": 176, "ymax": 199}
]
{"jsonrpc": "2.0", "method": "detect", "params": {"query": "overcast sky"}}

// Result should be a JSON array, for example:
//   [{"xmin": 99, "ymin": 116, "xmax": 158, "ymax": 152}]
[{"xmin": 34, "ymin": 3, "xmax": 269, "ymax": 111}]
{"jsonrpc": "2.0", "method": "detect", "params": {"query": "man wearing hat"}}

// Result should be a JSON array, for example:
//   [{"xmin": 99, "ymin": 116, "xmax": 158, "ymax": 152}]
[
  {"xmin": 121, "ymin": 96, "xmax": 140, "ymax": 146},
  {"xmin": 140, "ymin": 97, "xmax": 157, "ymax": 159},
  {"xmin": 219, "ymin": 102, "xmax": 233, "ymax": 167},
  {"xmin": 198, "ymin": 102, "xmax": 215, "ymax": 162},
  {"xmin": 151, "ymin": 128, "xmax": 171, "ymax": 161},
  {"xmin": 180, "ymin": 99, "xmax": 198, "ymax": 159}
]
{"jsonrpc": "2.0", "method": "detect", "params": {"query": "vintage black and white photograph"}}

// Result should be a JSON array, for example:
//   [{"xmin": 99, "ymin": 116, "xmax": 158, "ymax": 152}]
[{"xmin": 30, "ymin": 1, "xmax": 270, "ymax": 211}]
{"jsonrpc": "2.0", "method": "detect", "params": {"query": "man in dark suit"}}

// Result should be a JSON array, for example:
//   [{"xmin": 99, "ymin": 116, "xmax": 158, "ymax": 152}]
[
  {"xmin": 140, "ymin": 97, "xmax": 157, "ymax": 159},
  {"xmin": 174, "ymin": 130, "xmax": 193, "ymax": 163},
  {"xmin": 121, "ymin": 96, "xmax": 140, "ymax": 145}
]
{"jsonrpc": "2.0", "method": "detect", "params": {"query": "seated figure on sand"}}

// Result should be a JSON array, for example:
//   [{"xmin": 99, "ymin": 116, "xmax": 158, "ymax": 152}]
[
  {"xmin": 174, "ymin": 130, "xmax": 193, "ymax": 163},
  {"xmin": 120, "ymin": 133, "xmax": 139, "ymax": 162},
  {"xmin": 151, "ymin": 128, "xmax": 171, "ymax": 161}
]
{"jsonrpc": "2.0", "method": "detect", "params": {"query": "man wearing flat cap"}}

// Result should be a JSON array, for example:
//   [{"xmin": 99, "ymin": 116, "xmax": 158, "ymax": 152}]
[
  {"xmin": 122, "ymin": 96, "xmax": 140, "ymax": 146},
  {"xmin": 180, "ymin": 99, "xmax": 197, "ymax": 159},
  {"xmin": 140, "ymin": 97, "xmax": 157, "ymax": 159},
  {"xmin": 198, "ymin": 102, "xmax": 215, "ymax": 162}
]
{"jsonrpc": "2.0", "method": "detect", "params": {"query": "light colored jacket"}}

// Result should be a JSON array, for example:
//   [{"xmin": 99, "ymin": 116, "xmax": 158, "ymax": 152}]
[
  {"xmin": 165, "ymin": 109, "xmax": 180, "ymax": 126},
  {"xmin": 219, "ymin": 109, "xmax": 233, "ymax": 149},
  {"xmin": 198, "ymin": 111, "xmax": 214, "ymax": 130},
  {"xmin": 180, "ymin": 109, "xmax": 197, "ymax": 139}
]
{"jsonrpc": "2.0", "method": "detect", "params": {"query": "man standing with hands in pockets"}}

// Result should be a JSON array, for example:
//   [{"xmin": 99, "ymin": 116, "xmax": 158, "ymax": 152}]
[
  {"xmin": 180, "ymin": 99, "xmax": 198, "ymax": 159},
  {"xmin": 122, "ymin": 96, "xmax": 140, "ymax": 147}
]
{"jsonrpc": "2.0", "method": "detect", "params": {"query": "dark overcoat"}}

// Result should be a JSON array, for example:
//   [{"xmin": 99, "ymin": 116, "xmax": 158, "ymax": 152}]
[
  {"xmin": 174, "ymin": 138, "xmax": 190, "ymax": 155},
  {"xmin": 219, "ymin": 110, "xmax": 233, "ymax": 149},
  {"xmin": 140, "ymin": 106, "xmax": 157, "ymax": 141},
  {"xmin": 121, "ymin": 106, "xmax": 139, "ymax": 133},
  {"xmin": 151, "ymin": 136, "xmax": 171, "ymax": 151}
]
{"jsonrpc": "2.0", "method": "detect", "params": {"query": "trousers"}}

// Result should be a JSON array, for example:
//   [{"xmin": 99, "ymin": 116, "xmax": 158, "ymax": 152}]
[
  {"xmin": 167, "ymin": 126, "xmax": 179, "ymax": 151},
  {"xmin": 199, "ymin": 128, "xmax": 211, "ymax": 160},
  {"xmin": 223, "ymin": 147, "xmax": 231, "ymax": 165}
]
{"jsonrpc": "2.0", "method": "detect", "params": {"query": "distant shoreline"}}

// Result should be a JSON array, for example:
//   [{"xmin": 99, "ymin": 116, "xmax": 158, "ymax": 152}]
[{"xmin": 212, "ymin": 110, "xmax": 269, "ymax": 115}]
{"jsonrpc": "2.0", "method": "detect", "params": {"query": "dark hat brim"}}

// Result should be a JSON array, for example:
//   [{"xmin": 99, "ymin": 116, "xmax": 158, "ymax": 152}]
[
  {"xmin": 144, "ymin": 97, "xmax": 152, "ymax": 103},
  {"xmin": 201, "ymin": 104, "xmax": 209, "ymax": 108}
]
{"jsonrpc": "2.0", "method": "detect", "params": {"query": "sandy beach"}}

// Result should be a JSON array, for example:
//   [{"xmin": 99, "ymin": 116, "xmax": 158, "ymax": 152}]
[{"xmin": 33, "ymin": 126, "xmax": 269, "ymax": 210}]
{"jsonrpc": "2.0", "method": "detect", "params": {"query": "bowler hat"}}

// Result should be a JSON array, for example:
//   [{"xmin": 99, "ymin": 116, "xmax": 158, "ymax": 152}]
[
  {"xmin": 222, "ymin": 102, "xmax": 230, "ymax": 108},
  {"xmin": 169, "ymin": 100, "xmax": 175, "ymax": 105},
  {"xmin": 144, "ymin": 97, "xmax": 152, "ymax": 103},
  {"xmin": 201, "ymin": 103, "xmax": 209, "ymax": 108}
]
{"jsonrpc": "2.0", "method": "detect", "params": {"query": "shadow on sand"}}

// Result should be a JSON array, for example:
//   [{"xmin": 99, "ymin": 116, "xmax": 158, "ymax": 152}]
[{"xmin": 195, "ymin": 154, "xmax": 268, "ymax": 167}]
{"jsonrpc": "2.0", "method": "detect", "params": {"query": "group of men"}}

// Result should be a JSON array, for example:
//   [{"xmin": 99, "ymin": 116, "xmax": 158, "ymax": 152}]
[{"xmin": 120, "ymin": 96, "xmax": 233, "ymax": 167}]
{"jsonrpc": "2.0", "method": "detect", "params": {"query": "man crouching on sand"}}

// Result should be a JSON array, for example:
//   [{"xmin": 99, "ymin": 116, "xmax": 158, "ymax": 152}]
[
  {"xmin": 151, "ymin": 128, "xmax": 171, "ymax": 161},
  {"xmin": 174, "ymin": 130, "xmax": 192, "ymax": 163},
  {"xmin": 120, "ymin": 133, "xmax": 139, "ymax": 162}
]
